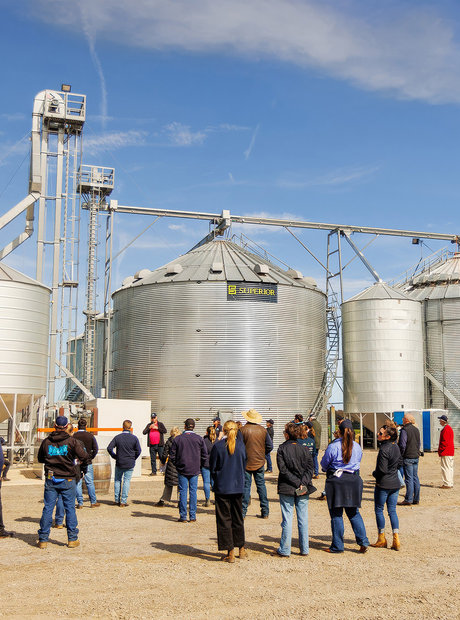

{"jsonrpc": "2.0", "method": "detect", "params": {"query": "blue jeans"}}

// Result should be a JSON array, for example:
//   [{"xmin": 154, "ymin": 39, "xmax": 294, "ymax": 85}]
[
  {"xmin": 38, "ymin": 479, "xmax": 79, "ymax": 542},
  {"xmin": 178, "ymin": 474, "xmax": 198, "ymax": 520},
  {"xmin": 266, "ymin": 452, "xmax": 273, "ymax": 471},
  {"xmin": 374, "ymin": 486, "xmax": 399, "ymax": 532},
  {"xmin": 242, "ymin": 467, "xmax": 269, "ymax": 517},
  {"xmin": 114, "ymin": 466, "xmax": 134, "ymax": 504},
  {"xmin": 54, "ymin": 495, "xmax": 64, "ymax": 525},
  {"xmin": 403, "ymin": 458, "xmax": 420, "ymax": 503},
  {"xmin": 278, "ymin": 493, "xmax": 309, "ymax": 556},
  {"xmin": 328, "ymin": 506, "xmax": 369, "ymax": 552},
  {"xmin": 201, "ymin": 467, "xmax": 211, "ymax": 501},
  {"xmin": 312, "ymin": 451, "xmax": 319, "ymax": 476},
  {"xmin": 76, "ymin": 464, "xmax": 98, "ymax": 505},
  {"xmin": 149, "ymin": 445, "xmax": 163, "ymax": 474}
]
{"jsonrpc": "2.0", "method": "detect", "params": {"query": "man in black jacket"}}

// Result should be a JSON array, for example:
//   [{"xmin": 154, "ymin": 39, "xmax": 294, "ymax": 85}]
[
  {"xmin": 107, "ymin": 420, "xmax": 141, "ymax": 507},
  {"xmin": 37, "ymin": 416, "xmax": 89, "ymax": 549},
  {"xmin": 74, "ymin": 418, "xmax": 100, "ymax": 508},
  {"xmin": 0, "ymin": 441, "xmax": 13, "ymax": 538},
  {"xmin": 398, "ymin": 414, "xmax": 421, "ymax": 506},
  {"xmin": 143, "ymin": 413, "xmax": 167, "ymax": 475}
]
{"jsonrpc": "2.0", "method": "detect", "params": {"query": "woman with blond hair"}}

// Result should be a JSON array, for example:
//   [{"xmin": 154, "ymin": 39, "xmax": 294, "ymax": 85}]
[
  {"xmin": 209, "ymin": 420, "xmax": 247, "ymax": 563},
  {"xmin": 156, "ymin": 427, "xmax": 181, "ymax": 506}
]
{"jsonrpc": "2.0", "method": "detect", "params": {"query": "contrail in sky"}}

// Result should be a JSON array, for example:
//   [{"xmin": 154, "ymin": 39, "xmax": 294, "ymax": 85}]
[
  {"xmin": 244, "ymin": 124, "xmax": 260, "ymax": 160},
  {"xmin": 79, "ymin": 3, "xmax": 108, "ymax": 128}
]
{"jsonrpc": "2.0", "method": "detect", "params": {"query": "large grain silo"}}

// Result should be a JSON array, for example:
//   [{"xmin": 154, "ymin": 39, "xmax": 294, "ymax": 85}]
[
  {"xmin": 403, "ymin": 253, "xmax": 460, "ymax": 443},
  {"xmin": 111, "ymin": 239, "xmax": 326, "ymax": 445},
  {"xmin": 342, "ymin": 282, "xmax": 425, "ymax": 416},
  {"xmin": 0, "ymin": 263, "xmax": 50, "ymax": 433}
]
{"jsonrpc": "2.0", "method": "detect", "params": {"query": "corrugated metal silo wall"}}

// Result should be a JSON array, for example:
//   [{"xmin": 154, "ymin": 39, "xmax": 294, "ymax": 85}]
[
  {"xmin": 111, "ymin": 281, "xmax": 326, "ymax": 449},
  {"xmin": 0, "ymin": 280, "xmax": 50, "ymax": 395},
  {"xmin": 343, "ymin": 298, "xmax": 425, "ymax": 413},
  {"xmin": 425, "ymin": 298, "xmax": 460, "ymax": 445}
]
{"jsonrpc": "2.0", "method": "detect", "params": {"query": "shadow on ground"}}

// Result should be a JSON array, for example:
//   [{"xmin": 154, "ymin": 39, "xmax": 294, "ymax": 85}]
[{"xmin": 150, "ymin": 541, "xmax": 222, "ymax": 562}]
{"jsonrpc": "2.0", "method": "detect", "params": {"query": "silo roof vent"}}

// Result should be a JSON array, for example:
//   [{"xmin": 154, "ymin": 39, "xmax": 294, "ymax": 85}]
[
  {"xmin": 134, "ymin": 269, "xmax": 151, "ymax": 280},
  {"xmin": 286, "ymin": 269, "xmax": 303, "ymax": 280},
  {"xmin": 302, "ymin": 276, "xmax": 318, "ymax": 288},
  {"xmin": 254, "ymin": 263, "xmax": 270, "ymax": 275},
  {"xmin": 210, "ymin": 261, "xmax": 223, "ymax": 273},
  {"xmin": 165, "ymin": 263, "xmax": 183, "ymax": 276},
  {"xmin": 122, "ymin": 275, "xmax": 135, "ymax": 287}
]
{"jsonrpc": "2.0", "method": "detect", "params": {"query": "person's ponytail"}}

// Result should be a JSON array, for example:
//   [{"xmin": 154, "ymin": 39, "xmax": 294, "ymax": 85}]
[
  {"xmin": 341, "ymin": 427, "xmax": 354, "ymax": 463},
  {"xmin": 223, "ymin": 420, "xmax": 238, "ymax": 455}
]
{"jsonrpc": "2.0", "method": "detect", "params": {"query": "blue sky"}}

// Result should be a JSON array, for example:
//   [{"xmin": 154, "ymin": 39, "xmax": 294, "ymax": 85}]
[{"xmin": 1, "ymin": 0, "xmax": 460, "ymax": 311}]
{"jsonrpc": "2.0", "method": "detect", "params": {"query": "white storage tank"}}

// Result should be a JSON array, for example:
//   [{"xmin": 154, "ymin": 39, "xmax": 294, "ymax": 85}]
[
  {"xmin": 342, "ymin": 282, "xmax": 425, "ymax": 414},
  {"xmin": 0, "ymin": 263, "xmax": 50, "ymax": 421},
  {"xmin": 403, "ymin": 253, "xmax": 460, "ymax": 444},
  {"xmin": 111, "ymin": 239, "xmax": 327, "ymax": 445}
]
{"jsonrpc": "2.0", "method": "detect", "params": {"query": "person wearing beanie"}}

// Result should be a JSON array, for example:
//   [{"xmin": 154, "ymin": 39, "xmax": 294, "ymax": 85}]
[{"xmin": 37, "ymin": 416, "xmax": 90, "ymax": 549}]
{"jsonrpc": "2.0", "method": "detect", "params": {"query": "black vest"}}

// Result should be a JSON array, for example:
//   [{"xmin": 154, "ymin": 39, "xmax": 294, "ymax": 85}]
[{"xmin": 402, "ymin": 424, "xmax": 420, "ymax": 459}]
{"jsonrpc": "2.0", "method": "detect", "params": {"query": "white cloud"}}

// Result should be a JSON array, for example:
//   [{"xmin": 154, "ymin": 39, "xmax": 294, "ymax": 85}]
[
  {"xmin": 278, "ymin": 165, "xmax": 380, "ymax": 189},
  {"xmin": 83, "ymin": 130, "xmax": 147, "ymax": 155},
  {"xmin": 24, "ymin": 0, "xmax": 460, "ymax": 104},
  {"xmin": 0, "ymin": 113, "xmax": 27, "ymax": 121},
  {"xmin": 164, "ymin": 122, "xmax": 206, "ymax": 147},
  {"xmin": 168, "ymin": 223, "xmax": 188, "ymax": 232}
]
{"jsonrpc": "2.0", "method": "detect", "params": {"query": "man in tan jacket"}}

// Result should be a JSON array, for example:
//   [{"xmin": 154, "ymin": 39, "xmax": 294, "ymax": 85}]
[{"xmin": 241, "ymin": 409, "xmax": 273, "ymax": 519}]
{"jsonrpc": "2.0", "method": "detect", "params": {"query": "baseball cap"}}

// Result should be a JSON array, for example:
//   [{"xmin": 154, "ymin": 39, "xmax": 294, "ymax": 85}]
[
  {"xmin": 438, "ymin": 414, "xmax": 448, "ymax": 422},
  {"xmin": 184, "ymin": 418, "xmax": 195, "ymax": 429},
  {"xmin": 55, "ymin": 416, "xmax": 68, "ymax": 428},
  {"xmin": 266, "ymin": 419, "xmax": 274, "ymax": 425}
]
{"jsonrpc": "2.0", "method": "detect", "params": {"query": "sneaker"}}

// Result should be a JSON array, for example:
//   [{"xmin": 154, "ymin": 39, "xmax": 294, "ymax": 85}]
[
  {"xmin": 0, "ymin": 530, "xmax": 14, "ymax": 538},
  {"xmin": 256, "ymin": 514, "xmax": 269, "ymax": 519},
  {"xmin": 156, "ymin": 500, "xmax": 165, "ymax": 507},
  {"xmin": 90, "ymin": 503, "xmax": 100, "ymax": 508},
  {"xmin": 67, "ymin": 540, "xmax": 80, "ymax": 548},
  {"xmin": 37, "ymin": 541, "xmax": 47, "ymax": 549},
  {"xmin": 204, "ymin": 499, "xmax": 210, "ymax": 507},
  {"xmin": 189, "ymin": 518, "xmax": 197, "ymax": 522},
  {"xmin": 52, "ymin": 524, "xmax": 64, "ymax": 529},
  {"xmin": 150, "ymin": 472, "xmax": 157, "ymax": 476},
  {"xmin": 177, "ymin": 518, "xmax": 188, "ymax": 523},
  {"xmin": 120, "ymin": 503, "xmax": 128, "ymax": 507}
]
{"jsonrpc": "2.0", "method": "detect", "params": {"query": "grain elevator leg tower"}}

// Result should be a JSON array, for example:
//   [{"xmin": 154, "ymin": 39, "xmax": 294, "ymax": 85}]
[
  {"xmin": 32, "ymin": 89, "xmax": 86, "ymax": 404},
  {"xmin": 78, "ymin": 166, "xmax": 114, "ymax": 398}
]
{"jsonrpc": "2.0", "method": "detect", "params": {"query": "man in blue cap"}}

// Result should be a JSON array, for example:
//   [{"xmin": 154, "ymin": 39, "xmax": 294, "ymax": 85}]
[{"xmin": 37, "ymin": 416, "xmax": 89, "ymax": 549}]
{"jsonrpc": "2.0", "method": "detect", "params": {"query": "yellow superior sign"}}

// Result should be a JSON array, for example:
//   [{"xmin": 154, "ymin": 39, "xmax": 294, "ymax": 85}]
[{"xmin": 227, "ymin": 281, "xmax": 278, "ymax": 302}]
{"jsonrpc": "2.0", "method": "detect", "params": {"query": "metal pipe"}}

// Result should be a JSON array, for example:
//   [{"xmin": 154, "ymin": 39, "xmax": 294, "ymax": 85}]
[
  {"xmin": 107, "ymin": 201, "xmax": 459, "ymax": 242},
  {"xmin": 341, "ymin": 230, "xmax": 382, "ymax": 282}
]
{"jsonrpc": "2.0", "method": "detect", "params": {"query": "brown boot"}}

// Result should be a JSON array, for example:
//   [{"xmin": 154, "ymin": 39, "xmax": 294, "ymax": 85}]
[
  {"xmin": 221, "ymin": 549, "xmax": 235, "ymax": 563},
  {"xmin": 370, "ymin": 532, "xmax": 388, "ymax": 548},
  {"xmin": 239, "ymin": 546, "xmax": 248, "ymax": 559},
  {"xmin": 391, "ymin": 533, "xmax": 400, "ymax": 551}
]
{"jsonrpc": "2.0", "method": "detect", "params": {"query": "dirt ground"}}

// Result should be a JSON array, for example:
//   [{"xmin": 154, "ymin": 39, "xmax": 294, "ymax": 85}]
[{"xmin": 0, "ymin": 451, "xmax": 459, "ymax": 620}]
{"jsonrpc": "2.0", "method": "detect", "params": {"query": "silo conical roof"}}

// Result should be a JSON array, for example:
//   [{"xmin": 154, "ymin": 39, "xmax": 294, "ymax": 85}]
[
  {"xmin": 0, "ymin": 262, "xmax": 50, "ymax": 289},
  {"xmin": 405, "ymin": 254, "xmax": 460, "ymax": 300},
  {"xmin": 116, "ymin": 239, "xmax": 320, "ymax": 291},
  {"xmin": 343, "ymin": 281, "xmax": 414, "ymax": 304}
]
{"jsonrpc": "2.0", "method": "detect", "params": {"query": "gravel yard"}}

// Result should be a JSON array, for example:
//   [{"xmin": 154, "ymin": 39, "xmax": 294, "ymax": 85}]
[{"xmin": 0, "ymin": 451, "xmax": 459, "ymax": 619}]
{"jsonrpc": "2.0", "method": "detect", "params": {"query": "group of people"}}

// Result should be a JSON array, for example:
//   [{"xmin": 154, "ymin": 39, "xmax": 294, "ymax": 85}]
[{"xmin": 0, "ymin": 409, "xmax": 455, "ymax": 559}]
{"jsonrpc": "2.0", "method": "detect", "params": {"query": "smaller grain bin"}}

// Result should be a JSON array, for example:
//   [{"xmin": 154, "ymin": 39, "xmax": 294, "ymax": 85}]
[
  {"xmin": 343, "ymin": 282, "xmax": 424, "ymax": 414},
  {"xmin": 0, "ymin": 262, "xmax": 50, "ymax": 422}
]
